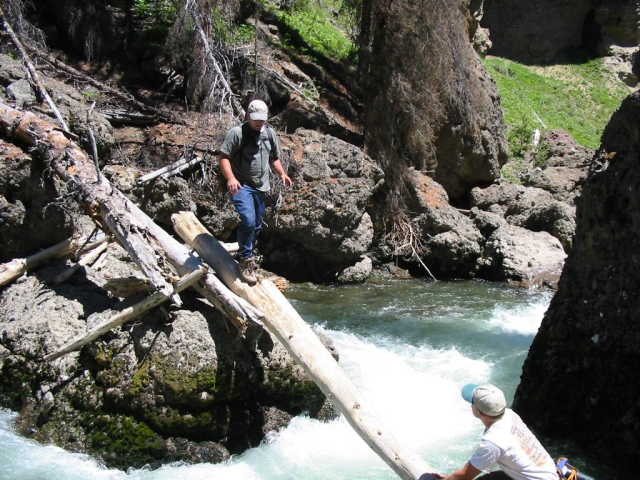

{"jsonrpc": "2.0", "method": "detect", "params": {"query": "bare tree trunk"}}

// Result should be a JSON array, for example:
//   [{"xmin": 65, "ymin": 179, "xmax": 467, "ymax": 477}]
[
  {"xmin": 52, "ymin": 241, "xmax": 110, "ymax": 284},
  {"xmin": 171, "ymin": 211, "xmax": 434, "ymax": 480},
  {"xmin": 137, "ymin": 154, "xmax": 205, "ymax": 184},
  {"xmin": 0, "ymin": 234, "xmax": 106, "ymax": 287},
  {"xmin": 0, "ymin": 103, "xmax": 183, "ymax": 302}
]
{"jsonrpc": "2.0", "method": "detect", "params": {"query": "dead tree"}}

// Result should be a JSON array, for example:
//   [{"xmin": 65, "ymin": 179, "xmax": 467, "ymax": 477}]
[{"xmin": 167, "ymin": 0, "xmax": 244, "ymax": 116}]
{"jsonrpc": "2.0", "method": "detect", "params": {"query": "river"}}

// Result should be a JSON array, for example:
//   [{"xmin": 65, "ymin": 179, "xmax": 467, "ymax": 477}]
[{"xmin": 0, "ymin": 279, "xmax": 576, "ymax": 480}]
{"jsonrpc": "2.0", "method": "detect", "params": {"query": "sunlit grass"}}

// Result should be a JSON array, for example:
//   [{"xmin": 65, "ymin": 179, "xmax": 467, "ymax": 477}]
[{"xmin": 485, "ymin": 55, "xmax": 629, "ymax": 150}]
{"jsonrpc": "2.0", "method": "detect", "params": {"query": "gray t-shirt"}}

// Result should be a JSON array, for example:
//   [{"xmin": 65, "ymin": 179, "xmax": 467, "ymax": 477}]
[
  {"xmin": 219, "ymin": 123, "xmax": 281, "ymax": 192},
  {"xmin": 469, "ymin": 409, "xmax": 557, "ymax": 480}
]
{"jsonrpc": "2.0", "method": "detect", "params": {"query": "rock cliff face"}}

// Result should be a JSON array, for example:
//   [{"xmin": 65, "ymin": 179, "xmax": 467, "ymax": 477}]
[
  {"xmin": 482, "ymin": 0, "xmax": 638, "ymax": 63},
  {"xmin": 360, "ymin": 0, "xmax": 508, "ymax": 205},
  {"xmin": 261, "ymin": 129, "xmax": 383, "ymax": 281},
  {"xmin": 514, "ymin": 91, "xmax": 640, "ymax": 476}
]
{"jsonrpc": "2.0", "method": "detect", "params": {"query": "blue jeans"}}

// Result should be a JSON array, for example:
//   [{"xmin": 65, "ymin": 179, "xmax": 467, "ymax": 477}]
[{"xmin": 232, "ymin": 185, "xmax": 266, "ymax": 259}]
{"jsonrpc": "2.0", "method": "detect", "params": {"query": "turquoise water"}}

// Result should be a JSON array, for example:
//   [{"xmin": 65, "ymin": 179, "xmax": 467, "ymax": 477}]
[{"xmin": 0, "ymin": 280, "xmax": 557, "ymax": 480}]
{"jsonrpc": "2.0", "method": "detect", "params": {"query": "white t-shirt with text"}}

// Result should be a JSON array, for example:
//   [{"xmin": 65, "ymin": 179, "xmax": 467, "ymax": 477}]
[{"xmin": 468, "ymin": 409, "xmax": 557, "ymax": 480}]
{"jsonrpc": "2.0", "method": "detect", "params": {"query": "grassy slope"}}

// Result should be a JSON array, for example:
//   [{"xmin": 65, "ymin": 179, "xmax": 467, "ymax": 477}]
[
  {"xmin": 262, "ymin": 0, "xmax": 357, "ymax": 61},
  {"xmin": 484, "ymin": 55, "xmax": 630, "ymax": 150}
]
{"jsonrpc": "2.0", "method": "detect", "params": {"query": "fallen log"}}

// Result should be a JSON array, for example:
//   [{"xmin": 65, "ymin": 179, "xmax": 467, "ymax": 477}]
[
  {"xmin": 0, "ymin": 101, "xmax": 262, "ymax": 332},
  {"xmin": 0, "ymin": 234, "xmax": 107, "ymax": 287},
  {"xmin": 137, "ymin": 154, "xmax": 204, "ymax": 184},
  {"xmin": 44, "ymin": 268, "xmax": 206, "ymax": 361},
  {"xmin": 0, "ymin": 102, "xmax": 182, "ymax": 304},
  {"xmin": 171, "ymin": 211, "xmax": 433, "ymax": 480}
]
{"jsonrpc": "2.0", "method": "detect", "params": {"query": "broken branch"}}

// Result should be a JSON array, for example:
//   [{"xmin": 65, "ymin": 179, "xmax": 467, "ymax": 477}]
[{"xmin": 44, "ymin": 267, "xmax": 207, "ymax": 361}]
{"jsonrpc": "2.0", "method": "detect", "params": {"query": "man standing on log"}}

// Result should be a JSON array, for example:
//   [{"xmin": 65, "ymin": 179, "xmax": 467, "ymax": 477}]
[
  {"xmin": 218, "ymin": 99, "xmax": 292, "ymax": 285},
  {"xmin": 432, "ymin": 383, "xmax": 557, "ymax": 480}
]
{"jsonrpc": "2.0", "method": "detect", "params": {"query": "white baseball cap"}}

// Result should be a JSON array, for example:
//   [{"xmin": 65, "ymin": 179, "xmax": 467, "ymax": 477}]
[
  {"xmin": 247, "ymin": 99, "xmax": 268, "ymax": 121},
  {"xmin": 461, "ymin": 383, "xmax": 507, "ymax": 417}
]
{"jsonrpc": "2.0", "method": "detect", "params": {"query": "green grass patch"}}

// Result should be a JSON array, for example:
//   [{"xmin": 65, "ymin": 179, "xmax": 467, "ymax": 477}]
[
  {"xmin": 262, "ymin": 0, "xmax": 357, "ymax": 61},
  {"xmin": 484, "ymin": 55, "xmax": 629, "ymax": 151}
]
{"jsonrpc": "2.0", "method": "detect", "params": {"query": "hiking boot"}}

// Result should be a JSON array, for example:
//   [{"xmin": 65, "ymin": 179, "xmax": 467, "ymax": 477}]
[{"xmin": 238, "ymin": 257, "xmax": 258, "ymax": 285}]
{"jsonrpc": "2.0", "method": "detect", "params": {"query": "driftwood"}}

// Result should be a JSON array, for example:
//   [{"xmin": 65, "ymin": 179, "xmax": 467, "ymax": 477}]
[
  {"xmin": 44, "ymin": 268, "xmax": 206, "ymax": 361},
  {"xmin": 0, "ymin": 101, "xmax": 262, "ymax": 333},
  {"xmin": 0, "ymin": 234, "xmax": 107, "ymax": 287},
  {"xmin": 171, "ymin": 211, "xmax": 433, "ymax": 480},
  {"xmin": 0, "ymin": 6, "xmax": 70, "ymax": 133},
  {"xmin": 137, "ymin": 154, "xmax": 205, "ymax": 184}
]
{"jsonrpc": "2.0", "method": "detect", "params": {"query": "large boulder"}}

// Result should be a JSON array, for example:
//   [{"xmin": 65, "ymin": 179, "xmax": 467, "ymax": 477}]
[
  {"xmin": 478, "ymin": 224, "xmax": 567, "ymax": 287},
  {"xmin": 481, "ymin": 0, "xmax": 593, "ymax": 62},
  {"xmin": 360, "ymin": 0, "xmax": 508, "ymax": 204},
  {"xmin": 378, "ymin": 170, "xmax": 484, "ymax": 279},
  {"xmin": 0, "ymin": 244, "xmax": 332, "ymax": 469},
  {"xmin": 514, "ymin": 91, "xmax": 640, "ymax": 477},
  {"xmin": 470, "ymin": 183, "xmax": 576, "ymax": 251},
  {"xmin": 261, "ymin": 129, "xmax": 383, "ymax": 281}
]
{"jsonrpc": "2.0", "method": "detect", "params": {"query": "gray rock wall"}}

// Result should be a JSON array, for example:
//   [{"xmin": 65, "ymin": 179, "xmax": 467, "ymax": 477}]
[
  {"xmin": 514, "ymin": 91, "xmax": 640, "ymax": 476},
  {"xmin": 482, "ymin": 0, "xmax": 638, "ymax": 62}
]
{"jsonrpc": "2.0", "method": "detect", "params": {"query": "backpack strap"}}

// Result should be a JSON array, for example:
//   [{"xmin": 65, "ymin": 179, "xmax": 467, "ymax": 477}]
[{"xmin": 265, "ymin": 124, "xmax": 278, "ymax": 159}]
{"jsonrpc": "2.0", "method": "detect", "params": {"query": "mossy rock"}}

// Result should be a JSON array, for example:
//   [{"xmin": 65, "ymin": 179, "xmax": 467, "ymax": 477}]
[
  {"xmin": 261, "ymin": 365, "xmax": 326, "ymax": 415},
  {"xmin": 85, "ymin": 414, "xmax": 165, "ymax": 468},
  {"xmin": 0, "ymin": 357, "xmax": 35, "ymax": 410}
]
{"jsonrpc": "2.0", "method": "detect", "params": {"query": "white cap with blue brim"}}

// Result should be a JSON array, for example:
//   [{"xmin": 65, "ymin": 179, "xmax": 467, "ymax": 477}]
[{"xmin": 461, "ymin": 383, "xmax": 507, "ymax": 417}]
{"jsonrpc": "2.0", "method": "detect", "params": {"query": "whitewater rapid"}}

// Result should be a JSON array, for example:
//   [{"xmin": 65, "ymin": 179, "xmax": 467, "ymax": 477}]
[{"xmin": 0, "ymin": 280, "xmax": 551, "ymax": 480}]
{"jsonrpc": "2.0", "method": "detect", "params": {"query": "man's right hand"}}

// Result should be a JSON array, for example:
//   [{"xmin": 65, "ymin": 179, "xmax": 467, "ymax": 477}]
[{"xmin": 227, "ymin": 178, "xmax": 241, "ymax": 195}]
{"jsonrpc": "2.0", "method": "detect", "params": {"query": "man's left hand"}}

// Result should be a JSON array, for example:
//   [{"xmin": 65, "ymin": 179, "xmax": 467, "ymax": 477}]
[{"xmin": 280, "ymin": 174, "xmax": 293, "ymax": 188}]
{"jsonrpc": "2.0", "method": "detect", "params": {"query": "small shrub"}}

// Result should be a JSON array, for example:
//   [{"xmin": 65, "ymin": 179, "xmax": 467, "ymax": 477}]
[
  {"xmin": 500, "ymin": 159, "xmax": 526, "ymax": 184},
  {"xmin": 132, "ymin": 0, "xmax": 177, "ymax": 38},
  {"xmin": 507, "ymin": 113, "xmax": 536, "ymax": 159},
  {"xmin": 533, "ymin": 138, "xmax": 552, "ymax": 168},
  {"xmin": 82, "ymin": 89, "xmax": 102, "ymax": 103}
]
